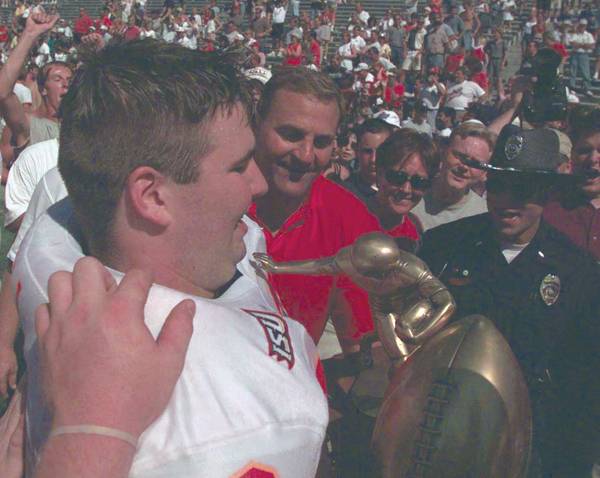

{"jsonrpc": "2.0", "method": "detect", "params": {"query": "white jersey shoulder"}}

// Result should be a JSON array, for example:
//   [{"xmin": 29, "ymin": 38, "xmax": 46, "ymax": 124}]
[
  {"xmin": 14, "ymin": 203, "xmax": 327, "ymax": 478},
  {"xmin": 8, "ymin": 166, "xmax": 67, "ymax": 262}
]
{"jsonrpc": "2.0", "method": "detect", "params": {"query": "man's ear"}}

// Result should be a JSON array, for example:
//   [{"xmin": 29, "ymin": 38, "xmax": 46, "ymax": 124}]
[{"xmin": 125, "ymin": 166, "xmax": 172, "ymax": 227}]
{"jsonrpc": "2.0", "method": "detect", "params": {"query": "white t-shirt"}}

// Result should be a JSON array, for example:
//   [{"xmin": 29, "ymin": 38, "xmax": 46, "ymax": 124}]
[
  {"xmin": 338, "ymin": 42, "xmax": 355, "ymax": 71},
  {"xmin": 4, "ymin": 138, "xmax": 58, "ymax": 227},
  {"xmin": 401, "ymin": 118, "xmax": 433, "ymax": 137},
  {"xmin": 501, "ymin": 241, "xmax": 528, "ymax": 263},
  {"xmin": 566, "ymin": 31, "xmax": 595, "ymax": 54},
  {"xmin": 358, "ymin": 10, "xmax": 370, "ymax": 25},
  {"xmin": 15, "ymin": 203, "xmax": 328, "ymax": 478},
  {"xmin": 412, "ymin": 189, "xmax": 488, "ymax": 231},
  {"xmin": 351, "ymin": 35, "xmax": 366, "ymax": 51},
  {"xmin": 13, "ymin": 83, "xmax": 32, "ymax": 105},
  {"xmin": 445, "ymin": 80, "xmax": 485, "ymax": 111},
  {"xmin": 272, "ymin": 6, "xmax": 287, "ymax": 24}
]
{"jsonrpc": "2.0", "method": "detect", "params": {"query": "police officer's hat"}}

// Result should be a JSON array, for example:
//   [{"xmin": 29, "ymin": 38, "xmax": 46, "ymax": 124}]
[{"xmin": 462, "ymin": 125, "xmax": 576, "ymax": 183}]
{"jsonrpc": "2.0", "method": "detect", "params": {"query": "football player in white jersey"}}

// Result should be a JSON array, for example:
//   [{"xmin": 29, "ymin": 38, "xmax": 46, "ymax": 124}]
[{"xmin": 13, "ymin": 39, "xmax": 328, "ymax": 478}]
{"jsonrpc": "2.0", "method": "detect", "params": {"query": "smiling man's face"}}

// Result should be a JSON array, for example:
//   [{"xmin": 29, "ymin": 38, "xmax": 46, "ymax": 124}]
[
  {"xmin": 440, "ymin": 135, "xmax": 492, "ymax": 192},
  {"xmin": 255, "ymin": 90, "xmax": 339, "ymax": 201}
]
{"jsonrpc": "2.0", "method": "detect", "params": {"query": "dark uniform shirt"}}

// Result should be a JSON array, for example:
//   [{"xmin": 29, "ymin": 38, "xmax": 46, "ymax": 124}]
[{"xmin": 419, "ymin": 213, "xmax": 600, "ymax": 478}]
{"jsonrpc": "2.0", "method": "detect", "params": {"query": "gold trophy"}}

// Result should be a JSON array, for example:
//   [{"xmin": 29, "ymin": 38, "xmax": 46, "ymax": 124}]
[
  {"xmin": 254, "ymin": 232, "xmax": 532, "ymax": 477},
  {"xmin": 254, "ymin": 232, "xmax": 456, "ymax": 363}
]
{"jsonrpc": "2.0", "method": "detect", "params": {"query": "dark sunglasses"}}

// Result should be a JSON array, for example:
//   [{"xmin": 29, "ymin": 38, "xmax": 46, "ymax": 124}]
[{"xmin": 384, "ymin": 170, "xmax": 431, "ymax": 190}]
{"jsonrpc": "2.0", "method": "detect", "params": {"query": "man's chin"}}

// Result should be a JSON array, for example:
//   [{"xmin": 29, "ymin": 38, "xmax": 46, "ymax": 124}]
[{"xmin": 273, "ymin": 172, "xmax": 316, "ymax": 200}]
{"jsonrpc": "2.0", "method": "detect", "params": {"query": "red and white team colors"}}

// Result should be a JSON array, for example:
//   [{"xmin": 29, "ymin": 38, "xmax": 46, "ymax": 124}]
[{"xmin": 13, "ymin": 198, "xmax": 328, "ymax": 478}]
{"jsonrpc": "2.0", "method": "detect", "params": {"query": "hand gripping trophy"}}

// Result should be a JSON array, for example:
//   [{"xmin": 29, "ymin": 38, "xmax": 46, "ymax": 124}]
[{"xmin": 254, "ymin": 232, "xmax": 532, "ymax": 478}]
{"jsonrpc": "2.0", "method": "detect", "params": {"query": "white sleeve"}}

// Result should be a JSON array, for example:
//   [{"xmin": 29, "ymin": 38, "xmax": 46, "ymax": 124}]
[
  {"xmin": 13, "ymin": 84, "xmax": 32, "ymax": 105},
  {"xmin": 4, "ymin": 151, "xmax": 37, "ymax": 226},
  {"xmin": 4, "ymin": 139, "xmax": 59, "ymax": 227},
  {"xmin": 474, "ymin": 82, "xmax": 485, "ymax": 97},
  {"xmin": 584, "ymin": 32, "xmax": 595, "ymax": 46}
]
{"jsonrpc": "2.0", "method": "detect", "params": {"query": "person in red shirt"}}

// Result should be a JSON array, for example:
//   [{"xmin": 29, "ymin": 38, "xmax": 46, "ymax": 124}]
[
  {"xmin": 542, "ymin": 31, "xmax": 568, "ymax": 68},
  {"xmin": 100, "ymin": 7, "xmax": 113, "ymax": 29},
  {"xmin": 74, "ymin": 8, "xmax": 94, "ymax": 43},
  {"xmin": 0, "ymin": 23, "xmax": 9, "ymax": 47},
  {"xmin": 384, "ymin": 69, "xmax": 405, "ymax": 109},
  {"xmin": 123, "ymin": 16, "xmax": 141, "ymax": 41},
  {"xmin": 445, "ymin": 45, "xmax": 465, "ymax": 74},
  {"xmin": 309, "ymin": 31, "xmax": 321, "ymax": 68},
  {"xmin": 544, "ymin": 110, "xmax": 600, "ymax": 260},
  {"xmin": 429, "ymin": 0, "xmax": 442, "ymax": 15},
  {"xmin": 366, "ymin": 128, "xmax": 438, "ymax": 241},
  {"xmin": 249, "ymin": 67, "xmax": 382, "ymax": 353},
  {"xmin": 284, "ymin": 33, "xmax": 303, "ymax": 66},
  {"xmin": 468, "ymin": 59, "xmax": 489, "ymax": 92}
]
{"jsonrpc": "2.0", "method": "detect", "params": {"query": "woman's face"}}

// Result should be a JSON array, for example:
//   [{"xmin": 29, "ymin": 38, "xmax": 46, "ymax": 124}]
[{"xmin": 376, "ymin": 153, "xmax": 430, "ymax": 217}]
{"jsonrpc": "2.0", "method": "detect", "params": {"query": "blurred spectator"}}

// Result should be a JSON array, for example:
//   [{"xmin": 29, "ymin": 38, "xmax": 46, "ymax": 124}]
[
  {"xmin": 419, "ymin": 66, "xmax": 446, "ymax": 130},
  {"xmin": 425, "ymin": 13, "xmax": 450, "ymax": 70},
  {"xmin": 412, "ymin": 122, "xmax": 494, "ymax": 230},
  {"xmin": 401, "ymin": 100, "xmax": 433, "ymax": 137},
  {"xmin": 337, "ymin": 117, "xmax": 394, "ymax": 202},
  {"xmin": 485, "ymin": 28, "xmax": 506, "ymax": 95},
  {"xmin": 566, "ymin": 18, "xmax": 595, "ymax": 97},
  {"xmin": 74, "ymin": 8, "xmax": 93, "ymax": 43},
  {"xmin": 444, "ymin": 67, "xmax": 486, "ymax": 117}
]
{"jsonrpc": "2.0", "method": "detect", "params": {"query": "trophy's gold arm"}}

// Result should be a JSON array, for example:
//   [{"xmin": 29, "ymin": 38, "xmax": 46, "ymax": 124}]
[{"xmin": 253, "ymin": 232, "xmax": 456, "ymax": 361}]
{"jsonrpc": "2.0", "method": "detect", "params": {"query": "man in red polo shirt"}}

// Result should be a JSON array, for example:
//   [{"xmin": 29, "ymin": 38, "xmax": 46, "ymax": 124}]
[{"xmin": 249, "ymin": 67, "xmax": 381, "ymax": 354}]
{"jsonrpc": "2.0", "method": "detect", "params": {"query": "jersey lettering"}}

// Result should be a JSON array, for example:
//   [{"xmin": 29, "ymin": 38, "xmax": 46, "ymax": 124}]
[{"xmin": 243, "ymin": 309, "xmax": 295, "ymax": 369}]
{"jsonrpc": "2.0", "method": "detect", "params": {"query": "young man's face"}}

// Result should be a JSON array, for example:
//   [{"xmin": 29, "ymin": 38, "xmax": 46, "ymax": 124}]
[
  {"xmin": 571, "ymin": 131, "xmax": 600, "ymax": 200},
  {"xmin": 42, "ymin": 64, "xmax": 72, "ymax": 112},
  {"xmin": 486, "ymin": 175, "xmax": 545, "ymax": 244},
  {"xmin": 357, "ymin": 130, "xmax": 391, "ymax": 185},
  {"xmin": 440, "ymin": 135, "xmax": 492, "ymax": 191},
  {"xmin": 168, "ymin": 104, "xmax": 267, "ymax": 295},
  {"xmin": 255, "ymin": 90, "xmax": 338, "ymax": 201}
]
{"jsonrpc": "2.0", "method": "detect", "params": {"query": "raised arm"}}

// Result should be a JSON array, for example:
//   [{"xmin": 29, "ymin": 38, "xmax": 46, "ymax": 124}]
[{"xmin": 0, "ymin": 10, "xmax": 58, "ymax": 147}]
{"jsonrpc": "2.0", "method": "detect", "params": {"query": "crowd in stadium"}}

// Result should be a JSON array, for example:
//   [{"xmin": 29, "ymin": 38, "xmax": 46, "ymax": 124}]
[{"xmin": 0, "ymin": 0, "xmax": 598, "ymax": 477}]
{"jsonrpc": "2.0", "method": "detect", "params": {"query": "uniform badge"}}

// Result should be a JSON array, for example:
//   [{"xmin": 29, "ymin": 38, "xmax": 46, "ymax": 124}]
[
  {"xmin": 504, "ymin": 135, "xmax": 524, "ymax": 161},
  {"xmin": 539, "ymin": 274, "xmax": 560, "ymax": 306}
]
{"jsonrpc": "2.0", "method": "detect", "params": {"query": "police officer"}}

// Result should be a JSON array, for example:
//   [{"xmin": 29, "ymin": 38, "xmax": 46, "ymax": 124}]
[{"xmin": 419, "ymin": 126, "xmax": 600, "ymax": 477}]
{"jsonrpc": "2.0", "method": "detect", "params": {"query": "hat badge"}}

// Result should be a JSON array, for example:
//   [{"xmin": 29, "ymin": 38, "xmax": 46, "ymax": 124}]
[{"xmin": 504, "ymin": 135, "xmax": 524, "ymax": 161}]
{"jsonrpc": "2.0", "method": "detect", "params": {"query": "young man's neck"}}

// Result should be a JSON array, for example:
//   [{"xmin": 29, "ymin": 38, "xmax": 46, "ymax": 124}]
[
  {"xmin": 96, "ymin": 238, "xmax": 216, "ymax": 299},
  {"xmin": 38, "ymin": 99, "xmax": 60, "ymax": 122}
]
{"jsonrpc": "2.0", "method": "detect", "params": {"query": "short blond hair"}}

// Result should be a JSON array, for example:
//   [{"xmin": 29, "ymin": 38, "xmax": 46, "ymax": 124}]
[{"xmin": 449, "ymin": 122, "xmax": 497, "ymax": 152}]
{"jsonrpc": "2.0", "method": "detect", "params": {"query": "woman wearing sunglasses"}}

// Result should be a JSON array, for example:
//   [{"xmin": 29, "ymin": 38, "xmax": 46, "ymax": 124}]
[{"xmin": 366, "ymin": 129, "xmax": 439, "ymax": 246}]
